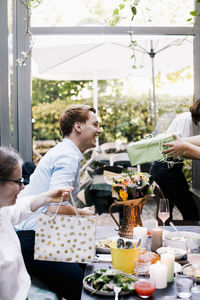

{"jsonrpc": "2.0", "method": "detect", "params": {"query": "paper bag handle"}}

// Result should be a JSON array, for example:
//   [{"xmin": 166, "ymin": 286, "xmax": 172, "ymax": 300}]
[
  {"xmin": 50, "ymin": 191, "xmax": 80, "ymax": 221},
  {"xmin": 69, "ymin": 191, "xmax": 80, "ymax": 218}
]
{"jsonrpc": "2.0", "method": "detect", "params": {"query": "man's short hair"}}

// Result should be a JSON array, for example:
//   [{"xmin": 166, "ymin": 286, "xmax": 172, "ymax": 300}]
[{"xmin": 59, "ymin": 104, "xmax": 96, "ymax": 137}]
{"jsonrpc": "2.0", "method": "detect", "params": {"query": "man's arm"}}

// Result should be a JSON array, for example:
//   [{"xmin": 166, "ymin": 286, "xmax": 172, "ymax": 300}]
[{"xmin": 47, "ymin": 204, "xmax": 94, "ymax": 215}]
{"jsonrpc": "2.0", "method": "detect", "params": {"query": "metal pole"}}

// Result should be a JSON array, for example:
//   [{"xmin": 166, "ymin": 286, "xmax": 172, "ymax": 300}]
[
  {"xmin": 150, "ymin": 40, "xmax": 157, "ymax": 128},
  {"xmin": 93, "ymin": 78, "xmax": 100, "ymax": 151},
  {"xmin": 93, "ymin": 78, "xmax": 98, "ymax": 115}
]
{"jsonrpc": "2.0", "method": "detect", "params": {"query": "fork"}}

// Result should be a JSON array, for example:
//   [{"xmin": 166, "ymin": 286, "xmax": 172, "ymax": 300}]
[{"xmin": 114, "ymin": 286, "xmax": 121, "ymax": 300}]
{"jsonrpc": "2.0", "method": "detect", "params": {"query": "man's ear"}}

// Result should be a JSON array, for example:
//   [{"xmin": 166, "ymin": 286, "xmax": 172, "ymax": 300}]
[{"xmin": 74, "ymin": 122, "xmax": 82, "ymax": 133}]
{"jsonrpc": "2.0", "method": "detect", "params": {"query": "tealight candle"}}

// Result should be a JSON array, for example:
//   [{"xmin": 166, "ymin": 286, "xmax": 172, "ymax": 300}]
[
  {"xmin": 160, "ymin": 252, "xmax": 175, "ymax": 283},
  {"xmin": 149, "ymin": 262, "xmax": 167, "ymax": 289},
  {"xmin": 133, "ymin": 226, "xmax": 148, "ymax": 249},
  {"xmin": 151, "ymin": 226, "xmax": 162, "ymax": 252}
]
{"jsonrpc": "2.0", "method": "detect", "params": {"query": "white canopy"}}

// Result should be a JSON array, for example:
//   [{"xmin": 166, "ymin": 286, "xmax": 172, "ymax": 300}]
[{"xmin": 32, "ymin": 35, "xmax": 193, "ymax": 124}]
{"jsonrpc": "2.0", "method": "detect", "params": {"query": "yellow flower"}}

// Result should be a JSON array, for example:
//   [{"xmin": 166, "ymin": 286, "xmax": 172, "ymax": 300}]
[{"xmin": 119, "ymin": 189, "xmax": 128, "ymax": 201}]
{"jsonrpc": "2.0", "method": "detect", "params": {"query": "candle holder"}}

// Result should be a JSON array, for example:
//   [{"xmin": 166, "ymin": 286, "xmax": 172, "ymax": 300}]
[{"xmin": 109, "ymin": 195, "xmax": 148, "ymax": 238}]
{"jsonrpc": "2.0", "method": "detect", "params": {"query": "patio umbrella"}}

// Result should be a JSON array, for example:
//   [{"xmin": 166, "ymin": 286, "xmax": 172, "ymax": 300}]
[
  {"xmin": 32, "ymin": 39, "xmax": 133, "ymax": 114},
  {"xmin": 32, "ymin": 35, "xmax": 193, "ymax": 123}
]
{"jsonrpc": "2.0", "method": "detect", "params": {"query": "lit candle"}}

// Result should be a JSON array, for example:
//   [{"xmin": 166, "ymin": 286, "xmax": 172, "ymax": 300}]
[
  {"xmin": 149, "ymin": 262, "xmax": 167, "ymax": 289},
  {"xmin": 160, "ymin": 252, "xmax": 175, "ymax": 283},
  {"xmin": 133, "ymin": 226, "xmax": 148, "ymax": 249},
  {"xmin": 151, "ymin": 224, "xmax": 163, "ymax": 252}
]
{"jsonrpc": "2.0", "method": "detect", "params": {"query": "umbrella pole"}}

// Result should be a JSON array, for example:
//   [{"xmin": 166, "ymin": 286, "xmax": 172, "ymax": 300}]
[
  {"xmin": 150, "ymin": 40, "xmax": 157, "ymax": 128},
  {"xmin": 93, "ymin": 78, "xmax": 98, "ymax": 115},
  {"xmin": 93, "ymin": 78, "xmax": 100, "ymax": 151}
]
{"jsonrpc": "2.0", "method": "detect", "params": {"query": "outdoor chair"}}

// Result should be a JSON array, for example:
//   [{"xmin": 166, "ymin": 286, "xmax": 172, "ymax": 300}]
[
  {"xmin": 109, "ymin": 152, "xmax": 131, "ymax": 168},
  {"xmin": 100, "ymin": 142, "xmax": 118, "ymax": 156}
]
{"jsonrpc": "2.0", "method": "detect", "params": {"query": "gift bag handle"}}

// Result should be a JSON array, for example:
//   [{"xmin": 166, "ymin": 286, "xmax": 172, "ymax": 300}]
[{"xmin": 50, "ymin": 191, "xmax": 80, "ymax": 221}]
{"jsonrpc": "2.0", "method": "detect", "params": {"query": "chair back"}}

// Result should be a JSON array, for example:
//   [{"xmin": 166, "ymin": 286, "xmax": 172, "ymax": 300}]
[{"xmin": 110, "ymin": 152, "xmax": 130, "ymax": 167}]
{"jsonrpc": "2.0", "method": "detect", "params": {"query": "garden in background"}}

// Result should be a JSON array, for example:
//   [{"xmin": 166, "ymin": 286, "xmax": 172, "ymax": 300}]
[{"xmin": 32, "ymin": 69, "xmax": 193, "ymax": 184}]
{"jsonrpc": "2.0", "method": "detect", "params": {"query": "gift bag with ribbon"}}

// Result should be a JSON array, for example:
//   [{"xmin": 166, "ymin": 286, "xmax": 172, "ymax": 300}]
[
  {"xmin": 34, "ymin": 194, "xmax": 96, "ymax": 264},
  {"xmin": 127, "ymin": 132, "xmax": 181, "ymax": 166}
]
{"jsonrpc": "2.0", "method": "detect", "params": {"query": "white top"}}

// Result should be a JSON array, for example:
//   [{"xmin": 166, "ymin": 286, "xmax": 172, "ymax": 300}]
[
  {"xmin": 0, "ymin": 198, "xmax": 33, "ymax": 300},
  {"xmin": 15, "ymin": 138, "xmax": 83, "ymax": 231},
  {"xmin": 167, "ymin": 111, "xmax": 192, "ymax": 138}
]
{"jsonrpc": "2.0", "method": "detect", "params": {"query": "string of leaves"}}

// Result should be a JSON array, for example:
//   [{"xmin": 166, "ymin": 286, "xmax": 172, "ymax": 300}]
[
  {"xmin": 108, "ymin": 0, "xmax": 200, "ymax": 68},
  {"xmin": 16, "ymin": 0, "xmax": 43, "ymax": 67}
]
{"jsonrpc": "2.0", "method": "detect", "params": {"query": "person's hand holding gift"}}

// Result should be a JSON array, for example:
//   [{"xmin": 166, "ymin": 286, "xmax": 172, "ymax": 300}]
[{"xmin": 162, "ymin": 134, "xmax": 187, "ymax": 159}]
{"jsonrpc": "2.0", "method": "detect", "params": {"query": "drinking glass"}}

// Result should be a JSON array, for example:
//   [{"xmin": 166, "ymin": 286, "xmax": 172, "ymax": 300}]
[
  {"xmin": 186, "ymin": 238, "xmax": 200, "ymax": 293},
  {"xmin": 158, "ymin": 198, "xmax": 170, "ymax": 227},
  {"xmin": 135, "ymin": 279, "xmax": 156, "ymax": 298},
  {"xmin": 176, "ymin": 272, "xmax": 193, "ymax": 299}
]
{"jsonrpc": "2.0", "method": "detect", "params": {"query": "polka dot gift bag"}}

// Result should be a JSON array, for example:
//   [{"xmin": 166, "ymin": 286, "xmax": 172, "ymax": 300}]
[{"xmin": 34, "ymin": 193, "xmax": 96, "ymax": 264}]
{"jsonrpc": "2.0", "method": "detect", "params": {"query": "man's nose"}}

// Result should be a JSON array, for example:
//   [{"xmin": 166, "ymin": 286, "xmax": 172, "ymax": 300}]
[{"xmin": 97, "ymin": 127, "xmax": 103, "ymax": 133}]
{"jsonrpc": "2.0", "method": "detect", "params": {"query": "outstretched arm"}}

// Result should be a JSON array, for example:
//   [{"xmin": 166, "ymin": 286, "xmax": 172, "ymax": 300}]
[
  {"xmin": 30, "ymin": 187, "xmax": 73, "ymax": 212},
  {"xmin": 162, "ymin": 134, "xmax": 200, "ymax": 159}
]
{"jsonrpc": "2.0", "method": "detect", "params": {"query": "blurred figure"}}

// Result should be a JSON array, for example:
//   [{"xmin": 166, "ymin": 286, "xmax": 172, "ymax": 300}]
[{"xmin": 150, "ymin": 99, "xmax": 200, "ymax": 221}]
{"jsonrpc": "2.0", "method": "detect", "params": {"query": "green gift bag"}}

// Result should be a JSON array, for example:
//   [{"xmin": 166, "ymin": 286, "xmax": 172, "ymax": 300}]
[{"xmin": 127, "ymin": 133, "xmax": 181, "ymax": 166}]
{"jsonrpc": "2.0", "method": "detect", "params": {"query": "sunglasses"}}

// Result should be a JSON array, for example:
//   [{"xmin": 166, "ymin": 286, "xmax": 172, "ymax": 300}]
[{"xmin": 0, "ymin": 178, "xmax": 24, "ymax": 186}]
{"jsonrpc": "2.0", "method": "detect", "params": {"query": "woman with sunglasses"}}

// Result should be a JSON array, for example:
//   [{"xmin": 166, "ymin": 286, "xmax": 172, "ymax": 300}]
[{"xmin": 0, "ymin": 146, "xmax": 73, "ymax": 300}]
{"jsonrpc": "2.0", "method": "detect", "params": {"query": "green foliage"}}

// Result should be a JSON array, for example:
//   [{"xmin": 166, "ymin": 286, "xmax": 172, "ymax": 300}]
[
  {"xmin": 183, "ymin": 159, "xmax": 192, "ymax": 186},
  {"xmin": 32, "ymin": 79, "xmax": 92, "ymax": 106}
]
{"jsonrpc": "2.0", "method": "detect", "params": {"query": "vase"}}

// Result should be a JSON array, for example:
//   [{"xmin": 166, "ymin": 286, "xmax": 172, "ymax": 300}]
[{"xmin": 109, "ymin": 195, "xmax": 148, "ymax": 238}]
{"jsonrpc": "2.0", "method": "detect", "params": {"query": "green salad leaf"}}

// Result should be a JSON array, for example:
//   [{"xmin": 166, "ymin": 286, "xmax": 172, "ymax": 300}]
[{"xmin": 85, "ymin": 269, "xmax": 136, "ymax": 292}]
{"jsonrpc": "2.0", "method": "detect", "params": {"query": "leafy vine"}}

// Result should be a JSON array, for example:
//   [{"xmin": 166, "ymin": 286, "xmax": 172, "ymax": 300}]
[
  {"xmin": 108, "ymin": 0, "xmax": 200, "ymax": 68},
  {"xmin": 16, "ymin": 0, "xmax": 43, "ymax": 66}
]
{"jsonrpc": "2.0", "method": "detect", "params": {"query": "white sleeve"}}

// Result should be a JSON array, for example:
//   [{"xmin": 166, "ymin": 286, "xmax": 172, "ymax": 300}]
[
  {"xmin": 167, "ymin": 113, "xmax": 192, "ymax": 137},
  {"xmin": 1, "ymin": 196, "xmax": 34, "ymax": 226}
]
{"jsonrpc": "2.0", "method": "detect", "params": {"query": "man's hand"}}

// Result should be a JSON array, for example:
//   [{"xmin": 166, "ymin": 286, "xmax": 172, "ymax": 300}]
[{"xmin": 78, "ymin": 207, "xmax": 95, "ymax": 216}]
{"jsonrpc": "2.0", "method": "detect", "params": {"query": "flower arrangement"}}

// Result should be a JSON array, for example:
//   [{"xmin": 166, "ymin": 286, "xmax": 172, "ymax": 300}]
[{"xmin": 112, "ymin": 172, "xmax": 153, "ymax": 202}]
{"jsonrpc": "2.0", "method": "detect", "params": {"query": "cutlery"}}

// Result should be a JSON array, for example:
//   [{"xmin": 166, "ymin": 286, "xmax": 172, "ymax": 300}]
[
  {"xmin": 107, "ymin": 283, "xmax": 121, "ymax": 300},
  {"xmin": 114, "ymin": 286, "xmax": 121, "ymax": 300},
  {"xmin": 170, "ymin": 222, "xmax": 178, "ymax": 232}
]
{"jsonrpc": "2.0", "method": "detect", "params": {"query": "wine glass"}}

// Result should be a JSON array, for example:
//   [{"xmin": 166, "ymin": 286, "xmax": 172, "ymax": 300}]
[{"xmin": 158, "ymin": 198, "xmax": 170, "ymax": 227}]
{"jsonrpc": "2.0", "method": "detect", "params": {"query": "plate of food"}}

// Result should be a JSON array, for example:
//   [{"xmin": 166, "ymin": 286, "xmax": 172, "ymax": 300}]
[
  {"xmin": 95, "ymin": 237, "xmax": 117, "ymax": 254},
  {"xmin": 83, "ymin": 268, "xmax": 137, "ymax": 296},
  {"xmin": 182, "ymin": 263, "xmax": 200, "ymax": 282},
  {"xmin": 156, "ymin": 247, "xmax": 187, "ymax": 261}
]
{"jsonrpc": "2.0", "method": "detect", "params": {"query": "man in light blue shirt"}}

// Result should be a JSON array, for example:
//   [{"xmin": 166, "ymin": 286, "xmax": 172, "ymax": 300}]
[{"xmin": 16, "ymin": 104, "xmax": 102, "ymax": 300}]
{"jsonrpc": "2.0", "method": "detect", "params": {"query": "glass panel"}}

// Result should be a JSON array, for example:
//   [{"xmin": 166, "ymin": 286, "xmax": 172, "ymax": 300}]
[
  {"xmin": 31, "ymin": 0, "xmax": 194, "ymax": 27},
  {"xmin": 31, "ymin": 34, "xmax": 193, "ymax": 160}
]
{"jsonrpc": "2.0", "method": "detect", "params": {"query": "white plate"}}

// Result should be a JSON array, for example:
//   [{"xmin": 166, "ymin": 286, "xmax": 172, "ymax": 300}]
[
  {"xmin": 83, "ymin": 272, "xmax": 136, "ymax": 296},
  {"xmin": 95, "ymin": 236, "xmax": 118, "ymax": 254},
  {"xmin": 182, "ymin": 263, "xmax": 200, "ymax": 282},
  {"xmin": 164, "ymin": 231, "xmax": 200, "ymax": 250},
  {"xmin": 156, "ymin": 247, "xmax": 187, "ymax": 260}
]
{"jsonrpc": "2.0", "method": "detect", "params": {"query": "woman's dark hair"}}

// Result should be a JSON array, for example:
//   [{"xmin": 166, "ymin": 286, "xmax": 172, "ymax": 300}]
[
  {"xmin": 59, "ymin": 104, "xmax": 96, "ymax": 137},
  {"xmin": 0, "ymin": 147, "xmax": 23, "ymax": 181},
  {"xmin": 190, "ymin": 99, "xmax": 200, "ymax": 125}
]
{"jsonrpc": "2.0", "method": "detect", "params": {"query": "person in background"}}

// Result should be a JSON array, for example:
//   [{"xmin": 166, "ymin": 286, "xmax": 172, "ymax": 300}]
[
  {"xmin": 15, "ymin": 104, "xmax": 102, "ymax": 299},
  {"xmin": 0, "ymin": 146, "xmax": 73, "ymax": 300},
  {"xmin": 150, "ymin": 99, "xmax": 200, "ymax": 221}
]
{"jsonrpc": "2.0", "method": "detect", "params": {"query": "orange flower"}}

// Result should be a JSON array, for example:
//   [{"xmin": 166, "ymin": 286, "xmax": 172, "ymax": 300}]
[{"xmin": 119, "ymin": 189, "xmax": 128, "ymax": 201}]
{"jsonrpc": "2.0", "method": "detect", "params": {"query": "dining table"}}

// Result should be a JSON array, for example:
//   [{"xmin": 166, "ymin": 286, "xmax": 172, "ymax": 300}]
[{"xmin": 81, "ymin": 225, "xmax": 200, "ymax": 300}]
